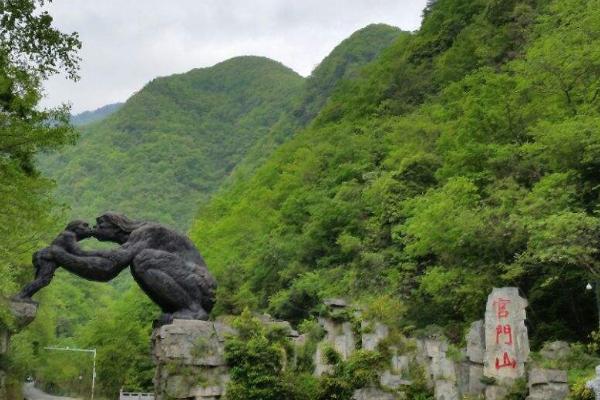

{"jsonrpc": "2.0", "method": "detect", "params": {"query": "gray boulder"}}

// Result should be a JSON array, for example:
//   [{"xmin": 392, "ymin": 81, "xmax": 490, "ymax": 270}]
[{"xmin": 527, "ymin": 368, "xmax": 568, "ymax": 400}]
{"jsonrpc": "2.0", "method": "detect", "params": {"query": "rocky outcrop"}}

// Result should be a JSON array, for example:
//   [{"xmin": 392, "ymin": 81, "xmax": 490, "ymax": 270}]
[
  {"xmin": 586, "ymin": 365, "xmax": 600, "ymax": 400},
  {"xmin": 314, "ymin": 300, "xmax": 358, "ymax": 376},
  {"xmin": 351, "ymin": 387, "xmax": 396, "ymax": 400},
  {"xmin": 150, "ymin": 289, "xmax": 570, "ymax": 400},
  {"xmin": 152, "ymin": 319, "xmax": 235, "ymax": 400},
  {"xmin": 0, "ymin": 299, "xmax": 38, "ymax": 399},
  {"xmin": 416, "ymin": 339, "xmax": 459, "ymax": 400},
  {"xmin": 460, "ymin": 320, "xmax": 486, "ymax": 397},
  {"xmin": 540, "ymin": 341, "xmax": 571, "ymax": 361},
  {"xmin": 526, "ymin": 368, "xmax": 568, "ymax": 400}
]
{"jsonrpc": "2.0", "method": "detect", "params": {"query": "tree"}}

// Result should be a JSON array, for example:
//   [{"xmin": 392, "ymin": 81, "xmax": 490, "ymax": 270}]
[{"xmin": 1, "ymin": 0, "xmax": 81, "ymax": 393}]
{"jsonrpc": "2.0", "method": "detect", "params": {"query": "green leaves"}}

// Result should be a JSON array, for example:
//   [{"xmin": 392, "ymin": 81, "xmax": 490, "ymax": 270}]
[
  {"xmin": 521, "ymin": 212, "xmax": 600, "ymax": 274},
  {"xmin": 400, "ymin": 177, "xmax": 483, "ymax": 262}
]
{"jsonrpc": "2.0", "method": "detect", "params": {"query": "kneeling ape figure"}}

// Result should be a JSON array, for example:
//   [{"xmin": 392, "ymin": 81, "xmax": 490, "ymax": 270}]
[
  {"xmin": 50, "ymin": 212, "xmax": 217, "ymax": 323},
  {"xmin": 15, "ymin": 220, "xmax": 93, "ymax": 300}
]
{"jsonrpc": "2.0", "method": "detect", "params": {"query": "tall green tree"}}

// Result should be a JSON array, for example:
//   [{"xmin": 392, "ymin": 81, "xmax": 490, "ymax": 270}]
[{"xmin": 0, "ymin": 1, "xmax": 81, "ymax": 396}]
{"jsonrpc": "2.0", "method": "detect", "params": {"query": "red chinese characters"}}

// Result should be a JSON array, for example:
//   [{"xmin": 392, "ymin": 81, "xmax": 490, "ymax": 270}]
[
  {"xmin": 493, "ymin": 298, "xmax": 511, "ymax": 318},
  {"xmin": 493, "ymin": 297, "xmax": 517, "ymax": 370},
  {"xmin": 496, "ymin": 324, "xmax": 513, "ymax": 345},
  {"xmin": 495, "ymin": 351, "xmax": 517, "ymax": 369}
]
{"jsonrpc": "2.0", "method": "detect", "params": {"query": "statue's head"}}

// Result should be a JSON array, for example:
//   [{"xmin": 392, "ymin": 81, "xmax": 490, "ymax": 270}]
[
  {"xmin": 65, "ymin": 220, "xmax": 93, "ymax": 240},
  {"xmin": 93, "ymin": 212, "xmax": 144, "ymax": 244}
]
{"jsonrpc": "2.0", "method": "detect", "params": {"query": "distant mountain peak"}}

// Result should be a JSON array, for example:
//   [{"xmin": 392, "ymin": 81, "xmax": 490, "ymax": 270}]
[{"xmin": 71, "ymin": 102, "xmax": 124, "ymax": 126}]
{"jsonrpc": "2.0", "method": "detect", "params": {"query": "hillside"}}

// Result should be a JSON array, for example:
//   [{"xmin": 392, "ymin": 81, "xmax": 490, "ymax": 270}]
[
  {"xmin": 225, "ymin": 24, "xmax": 405, "ymax": 185},
  {"xmin": 71, "ymin": 102, "xmax": 123, "ymax": 126},
  {"xmin": 40, "ymin": 56, "xmax": 304, "ymax": 229},
  {"xmin": 190, "ymin": 0, "xmax": 600, "ymax": 348}
]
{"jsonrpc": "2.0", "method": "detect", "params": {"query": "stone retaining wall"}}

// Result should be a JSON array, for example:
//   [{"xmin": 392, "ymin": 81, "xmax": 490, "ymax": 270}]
[{"xmin": 151, "ymin": 288, "xmax": 570, "ymax": 400}]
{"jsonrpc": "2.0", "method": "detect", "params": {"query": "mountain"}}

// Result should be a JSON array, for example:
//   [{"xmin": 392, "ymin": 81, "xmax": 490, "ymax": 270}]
[
  {"xmin": 40, "ymin": 25, "xmax": 405, "ymax": 231},
  {"xmin": 224, "ymin": 24, "xmax": 405, "ymax": 185},
  {"xmin": 40, "ymin": 56, "xmax": 304, "ymax": 229},
  {"xmin": 71, "ymin": 103, "xmax": 124, "ymax": 126},
  {"xmin": 190, "ymin": 0, "xmax": 600, "ymax": 347}
]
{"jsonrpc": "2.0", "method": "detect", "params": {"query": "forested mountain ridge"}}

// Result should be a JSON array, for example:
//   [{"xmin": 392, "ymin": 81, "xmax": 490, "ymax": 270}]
[
  {"xmin": 190, "ymin": 0, "xmax": 600, "ymax": 348},
  {"xmin": 41, "ymin": 26, "xmax": 405, "ymax": 232},
  {"xmin": 71, "ymin": 102, "xmax": 123, "ymax": 126},
  {"xmin": 39, "ymin": 56, "xmax": 304, "ymax": 229},
  {"xmin": 212, "ymin": 24, "xmax": 405, "ymax": 190}
]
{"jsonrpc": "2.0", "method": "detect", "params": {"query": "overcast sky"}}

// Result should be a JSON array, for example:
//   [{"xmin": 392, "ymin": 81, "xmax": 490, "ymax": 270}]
[{"xmin": 41, "ymin": 1, "xmax": 428, "ymax": 114}]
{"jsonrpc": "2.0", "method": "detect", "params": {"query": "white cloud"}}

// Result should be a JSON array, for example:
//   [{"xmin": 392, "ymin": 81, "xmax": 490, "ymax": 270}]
[{"xmin": 41, "ymin": 0, "xmax": 427, "ymax": 113}]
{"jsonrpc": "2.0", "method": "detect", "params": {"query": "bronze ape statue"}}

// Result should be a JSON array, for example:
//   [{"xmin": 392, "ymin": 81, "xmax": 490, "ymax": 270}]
[
  {"xmin": 15, "ymin": 220, "xmax": 94, "ymax": 300},
  {"xmin": 48, "ymin": 212, "xmax": 216, "ymax": 323}
]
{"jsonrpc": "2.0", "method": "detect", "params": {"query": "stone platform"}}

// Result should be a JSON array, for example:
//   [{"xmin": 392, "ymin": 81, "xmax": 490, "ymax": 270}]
[
  {"xmin": 0, "ymin": 298, "xmax": 38, "ymax": 398},
  {"xmin": 152, "ymin": 319, "xmax": 236, "ymax": 400}
]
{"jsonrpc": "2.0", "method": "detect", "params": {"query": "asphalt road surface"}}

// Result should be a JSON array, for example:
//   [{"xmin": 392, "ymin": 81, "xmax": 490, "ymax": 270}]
[{"xmin": 22, "ymin": 382, "xmax": 80, "ymax": 400}]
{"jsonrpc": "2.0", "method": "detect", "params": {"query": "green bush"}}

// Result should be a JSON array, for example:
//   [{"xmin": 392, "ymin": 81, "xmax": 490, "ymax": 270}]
[
  {"xmin": 569, "ymin": 378, "xmax": 594, "ymax": 400},
  {"xmin": 224, "ymin": 311, "xmax": 292, "ymax": 400},
  {"xmin": 317, "ymin": 350, "xmax": 385, "ymax": 400},
  {"xmin": 505, "ymin": 378, "xmax": 528, "ymax": 400},
  {"xmin": 402, "ymin": 363, "xmax": 434, "ymax": 400}
]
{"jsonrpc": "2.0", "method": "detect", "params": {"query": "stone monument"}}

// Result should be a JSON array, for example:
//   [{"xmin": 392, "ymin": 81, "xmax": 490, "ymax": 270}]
[
  {"xmin": 483, "ymin": 287, "xmax": 530, "ymax": 382},
  {"xmin": 16, "ymin": 212, "xmax": 217, "ymax": 324}
]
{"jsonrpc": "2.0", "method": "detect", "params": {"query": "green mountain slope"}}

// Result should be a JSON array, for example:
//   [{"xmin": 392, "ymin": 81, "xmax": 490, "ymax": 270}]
[
  {"xmin": 40, "ymin": 56, "xmax": 304, "ymax": 229},
  {"xmin": 190, "ymin": 0, "xmax": 600, "ymax": 345},
  {"xmin": 225, "ymin": 24, "xmax": 405, "ymax": 187}
]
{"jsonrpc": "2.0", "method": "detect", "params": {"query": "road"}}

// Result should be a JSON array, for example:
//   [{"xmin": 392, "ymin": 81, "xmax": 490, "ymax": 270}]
[{"xmin": 22, "ymin": 382, "xmax": 80, "ymax": 400}]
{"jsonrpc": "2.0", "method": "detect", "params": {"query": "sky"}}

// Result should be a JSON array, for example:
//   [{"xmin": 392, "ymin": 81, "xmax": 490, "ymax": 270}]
[{"xmin": 41, "ymin": 0, "xmax": 428, "ymax": 114}]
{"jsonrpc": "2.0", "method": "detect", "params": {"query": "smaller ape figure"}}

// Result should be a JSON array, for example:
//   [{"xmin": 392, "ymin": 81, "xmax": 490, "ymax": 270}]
[{"xmin": 15, "ymin": 220, "xmax": 93, "ymax": 300}]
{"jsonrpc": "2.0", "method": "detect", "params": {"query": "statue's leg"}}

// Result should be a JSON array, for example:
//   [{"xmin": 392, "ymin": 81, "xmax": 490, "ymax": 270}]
[
  {"xmin": 131, "ymin": 249, "xmax": 209, "ymax": 321},
  {"xmin": 16, "ymin": 261, "xmax": 56, "ymax": 299}
]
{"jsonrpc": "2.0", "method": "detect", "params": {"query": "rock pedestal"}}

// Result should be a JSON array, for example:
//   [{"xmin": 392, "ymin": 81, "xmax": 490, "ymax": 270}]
[
  {"xmin": 0, "ymin": 299, "xmax": 38, "ymax": 398},
  {"xmin": 152, "ymin": 319, "xmax": 236, "ymax": 400}
]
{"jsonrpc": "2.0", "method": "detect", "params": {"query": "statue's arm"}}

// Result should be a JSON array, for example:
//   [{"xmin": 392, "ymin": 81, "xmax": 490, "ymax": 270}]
[{"xmin": 50, "ymin": 243, "xmax": 136, "ymax": 282}]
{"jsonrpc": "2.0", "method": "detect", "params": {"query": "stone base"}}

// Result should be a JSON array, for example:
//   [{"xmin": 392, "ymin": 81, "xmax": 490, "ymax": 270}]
[
  {"xmin": 0, "ymin": 298, "xmax": 38, "ymax": 399},
  {"xmin": 9, "ymin": 298, "xmax": 38, "ymax": 329},
  {"xmin": 152, "ymin": 319, "xmax": 236, "ymax": 400},
  {"xmin": 352, "ymin": 387, "xmax": 398, "ymax": 400}
]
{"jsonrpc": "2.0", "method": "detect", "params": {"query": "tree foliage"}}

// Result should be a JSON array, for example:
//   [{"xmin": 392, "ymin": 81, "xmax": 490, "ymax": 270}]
[{"xmin": 191, "ymin": 0, "xmax": 600, "ymax": 345}]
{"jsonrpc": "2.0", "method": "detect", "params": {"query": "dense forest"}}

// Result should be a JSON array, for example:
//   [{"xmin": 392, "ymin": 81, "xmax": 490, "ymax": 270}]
[
  {"xmin": 193, "ymin": 0, "xmax": 600, "ymax": 346},
  {"xmin": 5, "ymin": 0, "xmax": 600, "ymax": 398},
  {"xmin": 40, "ymin": 55, "xmax": 305, "ymax": 229}
]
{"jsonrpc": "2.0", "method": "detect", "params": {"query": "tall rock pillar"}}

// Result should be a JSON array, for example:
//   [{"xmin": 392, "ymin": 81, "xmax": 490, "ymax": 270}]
[{"xmin": 0, "ymin": 299, "xmax": 38, "ymax": 398}]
